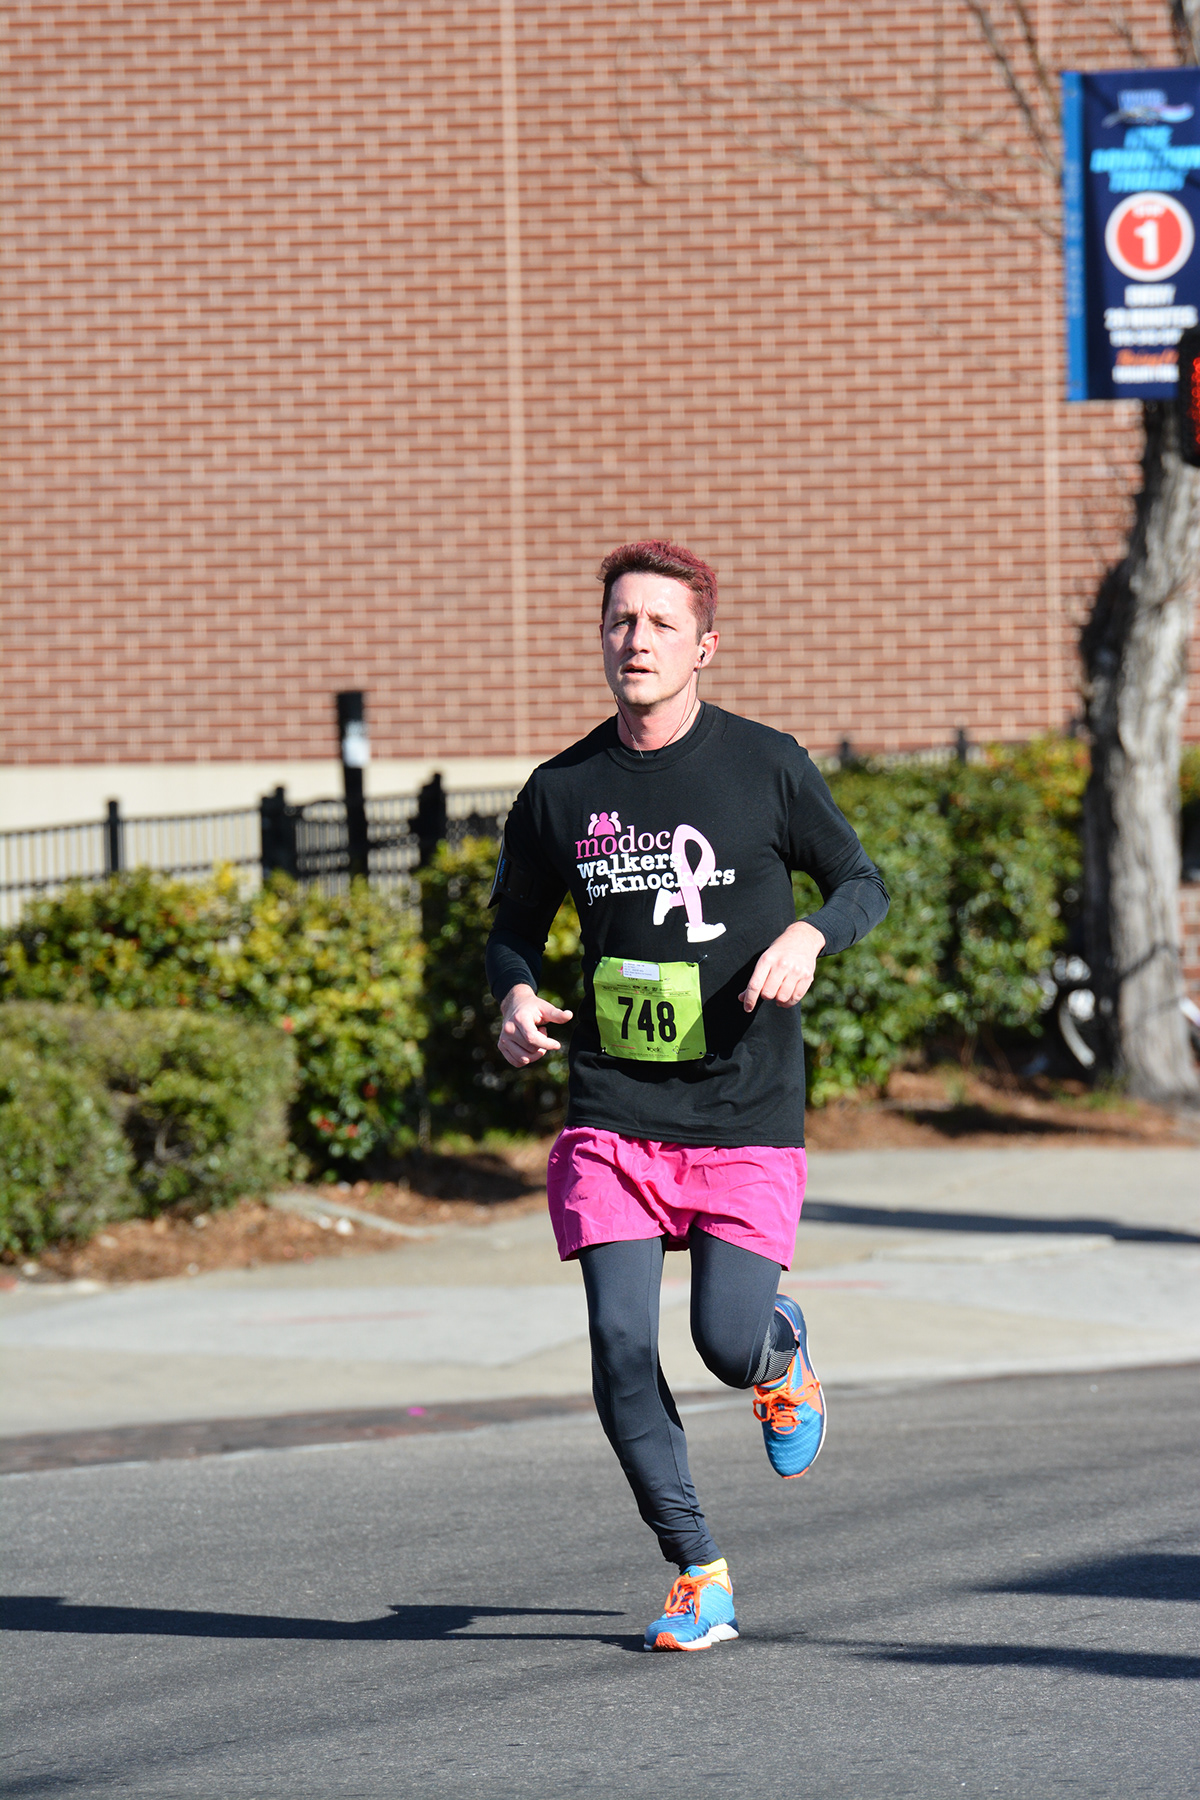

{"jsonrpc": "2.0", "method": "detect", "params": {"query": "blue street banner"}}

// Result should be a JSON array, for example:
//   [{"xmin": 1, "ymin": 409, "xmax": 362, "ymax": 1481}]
[{"xmin": 1063, "ymin": 68, "xmax": 1200, "ymax": 400}]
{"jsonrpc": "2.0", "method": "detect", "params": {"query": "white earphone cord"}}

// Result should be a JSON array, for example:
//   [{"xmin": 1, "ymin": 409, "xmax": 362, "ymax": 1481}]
[{"xmin": 615, "ymin": 667, "xmax": 703, "ymax": 757}]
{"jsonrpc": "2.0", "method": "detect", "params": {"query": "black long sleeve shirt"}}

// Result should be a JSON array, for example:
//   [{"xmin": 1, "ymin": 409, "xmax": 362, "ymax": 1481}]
[{"xmin": 485, "ymin": 705, "xmax": 888, "ymax": 1147}]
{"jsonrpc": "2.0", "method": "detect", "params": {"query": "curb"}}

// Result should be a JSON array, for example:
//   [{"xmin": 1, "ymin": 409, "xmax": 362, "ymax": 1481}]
[{"xmin": 266, "ymin": 1189, "xmax": 449, "ymax": 1240}]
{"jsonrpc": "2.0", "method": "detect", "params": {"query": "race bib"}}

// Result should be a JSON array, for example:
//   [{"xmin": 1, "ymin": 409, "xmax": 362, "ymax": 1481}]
[{"xmin": 593, "ymin": 958, "xmax": 706, "ymax": 1063}]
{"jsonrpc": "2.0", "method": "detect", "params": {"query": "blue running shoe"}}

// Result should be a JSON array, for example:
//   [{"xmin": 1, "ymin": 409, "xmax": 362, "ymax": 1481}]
[
  {"xmin": 643, "ymin": 1558, "xmax": 739, "ymax": 1652},
  {"xmin": 753, "ymin": 1295, "xmax": 827, "ymax": 1480}
]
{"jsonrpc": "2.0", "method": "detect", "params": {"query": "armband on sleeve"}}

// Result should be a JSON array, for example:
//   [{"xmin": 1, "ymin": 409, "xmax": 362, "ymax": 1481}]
[{"xmin": 488, "ymin": 833, "xmax": 561, "ymax": 910}]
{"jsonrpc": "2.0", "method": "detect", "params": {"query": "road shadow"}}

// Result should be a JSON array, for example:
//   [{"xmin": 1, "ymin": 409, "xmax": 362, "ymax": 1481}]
[
  {"xmin": 0, "ymin": 1595, "xmax": 636, "ymax": 1647},
  {"xmin": 841, "ymin": 1640, "xmax": 1200, "ymax": 1679},
  {"xmin": 802, "ymin": 1199, "xmax": 1200, "ymax": 1246},
  {"xmin": 987, "ymin": 1552, "xmax": 1200, "ymax": 1603}
]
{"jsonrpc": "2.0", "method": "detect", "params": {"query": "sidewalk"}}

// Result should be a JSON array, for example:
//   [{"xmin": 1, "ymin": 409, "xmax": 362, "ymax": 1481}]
[{"xmin": 1, "ymin": 1146, "xmax": 1197, "ymax": 1440}]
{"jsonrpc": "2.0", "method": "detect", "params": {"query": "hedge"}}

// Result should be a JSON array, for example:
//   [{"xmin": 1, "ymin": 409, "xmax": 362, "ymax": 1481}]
[
  {"xmin": 797, "ymin": 747, "xmax": 1082, "ymax": 1101},
  {"xmin": 233, "ymin": 880, "xmax": 423, "ymax": 1166},
  {"xmin": 0, "ymin": 735, "xmax": 1173, "ymax": 1231},
  {"xmin": 794, "ymin": 767, "xmax": 954, "ymax": 1102},
  {"xmin": 0, "ymin": 871, "xmax": 424, "ymax": 1167},
  {"xmin": 1181, "ymin": 743, "xmax": 1200, "ymax": 810},
  {"xmin": 0, "ymin": 1041, "xmax": 135, "ymax": 1255},
  {"xmin": 418, "ymin": 841, "xmax": 583, "ymax": 1134},
  {"xmin": 0, "ymin": 1005, "xmax": 296, "ymax": 1254}
]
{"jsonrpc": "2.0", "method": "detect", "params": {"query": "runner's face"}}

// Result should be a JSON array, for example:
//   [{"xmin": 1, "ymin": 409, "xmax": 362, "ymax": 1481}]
[{"xmin": 601, "ymin": 572, "xmax": 717, "ymax": 713}]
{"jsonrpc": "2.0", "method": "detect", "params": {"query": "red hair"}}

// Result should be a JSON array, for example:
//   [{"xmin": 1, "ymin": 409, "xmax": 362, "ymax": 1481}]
[{"xmin": 598, "ymin": 540, "xmax": 718, "ymax": 635}]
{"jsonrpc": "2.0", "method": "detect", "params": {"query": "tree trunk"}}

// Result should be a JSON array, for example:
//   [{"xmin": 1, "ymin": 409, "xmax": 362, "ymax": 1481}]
[{"xmin": 1081, "ymin": 401, "xmax": 1200, "ymax": 1102}]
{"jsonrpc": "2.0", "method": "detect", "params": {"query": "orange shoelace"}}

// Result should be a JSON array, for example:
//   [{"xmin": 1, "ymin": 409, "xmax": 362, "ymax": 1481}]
[
  {"xmin": 663, "ymin": 1575, "xmax": 705, "ymax": 1619},
  {"xmin": 662, "ymin": 1569, "xmax": 729, "ymax": 1618},
  {"xmin": 753, "ymin": 1371, "xmax": 822, "ymax": 1435}
]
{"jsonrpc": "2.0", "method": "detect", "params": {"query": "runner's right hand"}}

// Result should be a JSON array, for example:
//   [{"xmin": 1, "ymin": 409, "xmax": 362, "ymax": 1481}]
[{"xmin": 498, "ymin": 984, "xmax": 574, "ymax": 1067}]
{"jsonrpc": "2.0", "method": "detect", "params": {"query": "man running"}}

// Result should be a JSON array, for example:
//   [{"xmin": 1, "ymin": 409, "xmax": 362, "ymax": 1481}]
[{"xmin": 485, "ymin": 540, "xmax": 888, "ymax": 1651}]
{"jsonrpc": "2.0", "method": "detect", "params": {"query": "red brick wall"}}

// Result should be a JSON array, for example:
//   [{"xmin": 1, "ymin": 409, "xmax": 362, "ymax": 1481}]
[
  {"xmin": 4, "ymin": 0, "xmax": 1196, "ymax": 766},
  {"xmin": 1181, "ymin": 885, "xmax": 1200, "ymax": 1002}
]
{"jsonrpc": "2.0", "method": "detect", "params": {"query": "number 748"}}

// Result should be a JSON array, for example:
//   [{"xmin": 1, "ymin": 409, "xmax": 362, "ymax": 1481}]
[{"xmin": 618, "ymin": 994, "xmax": 678, "ymax": 1044}]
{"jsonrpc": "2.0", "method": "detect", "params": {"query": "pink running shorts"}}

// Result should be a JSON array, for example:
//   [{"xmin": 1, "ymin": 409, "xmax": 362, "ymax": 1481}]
[{"xmin": 545, "ymin": 1127, "xmax": 807, "ymax": 1270}]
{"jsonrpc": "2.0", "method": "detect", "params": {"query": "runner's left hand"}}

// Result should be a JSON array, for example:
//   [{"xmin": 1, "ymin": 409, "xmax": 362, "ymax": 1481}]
[{"xmin": 739, "ymin": 920, "xmax": 826, "ymax": 1012}]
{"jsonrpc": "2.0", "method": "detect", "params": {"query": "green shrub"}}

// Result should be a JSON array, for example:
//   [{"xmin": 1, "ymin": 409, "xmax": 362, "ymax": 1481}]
[
  {"xmin": 980, "ymin": 735, "xmax": 1089, "ymax": 823},
  {"xmin": 0, "ymin": 1040, "xmax": 135, "ymax": 1254},
  {"xmin": 795, "ymin": 768, "xmax": 954, "ymax": 1103},
  {"xmin": 417, "ymin": 839, "xmax": 583, "ymax": 1133},
  {"xmin": 797, "ymin": 750, "xmax": 1078, "ymax": 1099},
  {"xmin": 231, "ymin": 881, "xmax": 424, "ymax": 1167},
  {"xmin": 936, "ymin": 764, "xmax": 1072, "ymax": 1033},
  {"xmin": 0, "ymin": 867, "xmax": 245, "ymax": 1010},
  {"xmin": 91, "ymin": 1009, "xmax": 295, "ymax": 1212},
  {"xmin": 0, "ymin": 873, "xmax": 424, "ymax": 1169},
  {"xmin": 0, "ymin": 1004, "xmax": 296, "ymax": 1220}
]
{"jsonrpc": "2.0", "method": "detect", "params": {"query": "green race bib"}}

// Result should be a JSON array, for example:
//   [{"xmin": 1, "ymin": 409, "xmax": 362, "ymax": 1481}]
[{"xmin": 593, "ymin": 958, "xmax": 706, "ymax": 1063}]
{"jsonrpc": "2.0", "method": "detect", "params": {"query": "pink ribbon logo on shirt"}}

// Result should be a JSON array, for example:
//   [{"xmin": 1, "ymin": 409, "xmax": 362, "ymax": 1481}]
[{"xmin": 653, "ymin": 824, "xmax": 726, "ymax": 943}]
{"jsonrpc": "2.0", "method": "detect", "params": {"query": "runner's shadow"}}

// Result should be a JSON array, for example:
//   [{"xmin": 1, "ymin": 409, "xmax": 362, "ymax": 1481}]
[{"xmin": 0, "ymin": 1595, "xmax": 634, "ymax": 1645}]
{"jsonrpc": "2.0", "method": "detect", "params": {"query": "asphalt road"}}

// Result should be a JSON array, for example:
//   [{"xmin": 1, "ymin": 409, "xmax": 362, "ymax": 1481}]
[{"xmin": 3, "ymin": 1364, "xmax": 1198, "ymax": 1800}]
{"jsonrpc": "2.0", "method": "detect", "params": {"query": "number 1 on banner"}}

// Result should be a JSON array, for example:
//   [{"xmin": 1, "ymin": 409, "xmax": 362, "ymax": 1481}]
[
  {"xmin": 1105, "ymin": 192, "xmax": 1195, "ymax": 282},
  {"xmin": 1134, "ymin": 219, "xmax": 1160, "ymax": 267}
]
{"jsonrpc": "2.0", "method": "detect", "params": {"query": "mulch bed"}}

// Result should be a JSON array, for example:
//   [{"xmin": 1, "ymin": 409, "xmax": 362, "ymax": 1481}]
[
  {"xmin": 7, "ymin": 1076, "xmax": 1194, "ymax": 1289},
  {"xmin": 18, "ymin": 1143, "xmax": 552, "ymax": 1288}
]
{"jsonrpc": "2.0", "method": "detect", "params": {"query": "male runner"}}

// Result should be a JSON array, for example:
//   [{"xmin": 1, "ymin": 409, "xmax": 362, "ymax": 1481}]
[{"xmin": 485, "ymin": 540, "xmax": 888, "ymax": 1650}]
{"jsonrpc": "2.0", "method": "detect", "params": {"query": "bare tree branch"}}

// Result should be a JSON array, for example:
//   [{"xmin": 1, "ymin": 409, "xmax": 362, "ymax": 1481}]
[
  {"xmin": 1008, "ymin": 0, "xmax": 1062, "ymax": 128},
  {"xmin": 625, "ymin": 43, "xmax": 1057, "ymax": 238},
  {"xmin": 694, "ymin": 125, "xmax": 1059, "ymax": 238},
  {"xmin": 1062, "ymin": 0, "xmax": 1151, "ymax": 63},
  {"xmin": 673, "ymin": 55, "xmax": 1052, "ymax": 180},
  {"xmin": 613, "ymin": 37, "xmax": 654, "ymax": 188},
  {"xmin": 962, "ymin": 0, "xmax": 1061, "ymax": 173},
  {"xmin": 584, "ymin": 114, "xmax": 1057, "ymax": 239}
]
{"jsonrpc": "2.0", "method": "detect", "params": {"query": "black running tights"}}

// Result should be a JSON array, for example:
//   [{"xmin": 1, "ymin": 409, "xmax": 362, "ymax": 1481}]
[{"xmin": 578, "ymin": 1230, "xmax": 795, "ymax": 1570}]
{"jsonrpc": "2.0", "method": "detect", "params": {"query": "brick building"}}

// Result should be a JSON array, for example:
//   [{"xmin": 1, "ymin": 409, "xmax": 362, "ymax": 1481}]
[{"xmin": 3, "ymin": 0, "xmax": 1197, "ymax": 829}]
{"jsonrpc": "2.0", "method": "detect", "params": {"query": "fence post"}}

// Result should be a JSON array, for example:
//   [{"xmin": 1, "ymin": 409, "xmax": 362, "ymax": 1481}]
[
  {"xmin": 260, "ymin": 786, "xmax": 298, "ymax": 880},
  {"xmin": 337, "ymin": 690, "xmax": 370, "ymax": 880},
  {"xmin": 104, "ymin": 800, "xmax": 123, "ymax": 875},
  {"xmin": 415, "ymin": 771, "xmax": 447, "ymax": 867}
]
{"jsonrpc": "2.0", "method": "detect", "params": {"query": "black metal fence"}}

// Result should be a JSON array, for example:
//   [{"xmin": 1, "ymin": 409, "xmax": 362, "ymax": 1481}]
[{"xmin": 0, "ymin": 783, "xmax": 517, "ymax": 927}]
